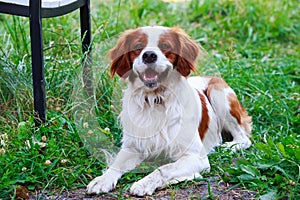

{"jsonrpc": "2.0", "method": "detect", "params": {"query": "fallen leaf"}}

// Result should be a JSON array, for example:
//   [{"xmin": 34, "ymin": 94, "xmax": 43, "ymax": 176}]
[{"xmin": 16, "ymin": 186, "xmax": 29, "ymax": 199}]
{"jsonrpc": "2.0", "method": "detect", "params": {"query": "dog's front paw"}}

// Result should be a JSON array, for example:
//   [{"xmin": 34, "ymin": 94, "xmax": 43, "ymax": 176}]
[
  {"xmin": 130, "ymin": 180, "xmax": 156, "ymax": 196},
  {"xmin": 86, "ymin": 174, "xmax": 117, "ymax": 194},
  {"xmin": 130, "ymin": 170, "xmax": 163, "ymax": 196}
]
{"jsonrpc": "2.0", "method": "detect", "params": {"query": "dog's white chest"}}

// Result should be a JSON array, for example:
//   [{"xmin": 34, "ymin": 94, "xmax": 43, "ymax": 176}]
[{"xmin": 120, "ymin": 87, "xmax": 183, "ymax": 157}]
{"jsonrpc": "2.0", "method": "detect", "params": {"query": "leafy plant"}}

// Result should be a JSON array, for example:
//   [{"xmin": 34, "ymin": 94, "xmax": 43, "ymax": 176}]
[{"xmin": 225, "ymin": 136, "xmax": 300, "ymax": 199}]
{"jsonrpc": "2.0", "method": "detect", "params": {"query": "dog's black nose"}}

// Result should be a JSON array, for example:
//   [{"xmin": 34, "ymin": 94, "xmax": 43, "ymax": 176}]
[{"xmin": 142, "ymin": 51, "xmax": 157, "ymax": 64}]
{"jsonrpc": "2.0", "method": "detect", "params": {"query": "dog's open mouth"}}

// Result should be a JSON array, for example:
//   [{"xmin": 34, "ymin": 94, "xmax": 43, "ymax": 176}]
[{"xmin": 140, "ymin": 68, "xmax": 159, "ymax": 89}]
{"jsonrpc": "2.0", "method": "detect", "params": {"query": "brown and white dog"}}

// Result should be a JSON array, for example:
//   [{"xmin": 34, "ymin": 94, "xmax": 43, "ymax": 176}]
[{"xmin": 87, "ymin": 26, "xmax": 252, "ymax": 196}]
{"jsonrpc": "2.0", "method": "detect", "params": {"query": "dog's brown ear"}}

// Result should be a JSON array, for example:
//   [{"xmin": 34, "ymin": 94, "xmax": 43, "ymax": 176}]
[
  {"xmin": 109, "ymin": 52, "xmax": 131, "ymax": 78},
  {"xmin": 109, "ymin": 30, "xmax": 133, "ymax": 78},
  {"xmin": 171, "ymin": 27, "xmax": 200, "ymax": 77}
]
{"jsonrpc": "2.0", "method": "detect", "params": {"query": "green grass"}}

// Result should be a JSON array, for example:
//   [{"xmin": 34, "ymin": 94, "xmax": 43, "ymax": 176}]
[{"xmin": 0, "ymin": 0, "xmax": 299, "ymax": 199}]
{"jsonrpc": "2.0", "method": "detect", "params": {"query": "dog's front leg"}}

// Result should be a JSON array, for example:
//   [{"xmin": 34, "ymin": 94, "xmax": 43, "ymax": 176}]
[
  {"xmin": 87, "ymin": 147, "xmax": 144, "ymax": 194},
  {"xmin": 130, "ymin": 154, "xmax": 210, "ymax": 196}
]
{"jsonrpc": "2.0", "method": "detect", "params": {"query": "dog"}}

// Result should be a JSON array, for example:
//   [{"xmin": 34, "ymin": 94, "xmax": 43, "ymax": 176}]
[{"xmin": 87, "ymin": 26, "xmax": 252, "ymax": 196}]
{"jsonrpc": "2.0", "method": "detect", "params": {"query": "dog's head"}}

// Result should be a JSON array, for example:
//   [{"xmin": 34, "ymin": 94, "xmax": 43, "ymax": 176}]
[{"xmin": 109, "ymin": 26, "xmax": 200, "ymax": 90}]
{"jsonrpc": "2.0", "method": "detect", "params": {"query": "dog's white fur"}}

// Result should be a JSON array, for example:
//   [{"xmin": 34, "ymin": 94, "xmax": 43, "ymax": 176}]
[{"xmin": 87, "ymin": 26, "xmax": 252, "ymax": 196}]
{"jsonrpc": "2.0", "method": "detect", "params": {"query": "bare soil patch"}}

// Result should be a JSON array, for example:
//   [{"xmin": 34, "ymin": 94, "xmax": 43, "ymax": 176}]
[{"xmin": 29, "ymin": 179, "xmax": 257, "ymax": 200}]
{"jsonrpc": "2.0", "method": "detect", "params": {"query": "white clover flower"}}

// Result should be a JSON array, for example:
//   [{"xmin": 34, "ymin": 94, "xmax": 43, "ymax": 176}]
[
  {"xmin": 41, "ymin": 136, "xmax": 47, "ymax": 142},
  {"xmin": 45, "ymin": 160, "xmax": 52, "ymax": 165},
  {"xmin": 0, "ymin": 148, "xmax": 5, "ymax": 155},
  {"xmin": 60, "ymin": 159, "xmax": 67, "ymax": 164},
  {"xmin": 87, "ymin": 130, "xmax": 93, "ymax": 135},
  {"xmin": 83, "ymin": 122, "xmax": 89, "ymax": 128},
  {"xmin": 0, "ymin": 133, "xmax": 8, "ymax": 147}
]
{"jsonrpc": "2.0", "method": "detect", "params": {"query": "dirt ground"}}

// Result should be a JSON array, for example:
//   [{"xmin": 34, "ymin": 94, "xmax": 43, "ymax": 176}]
[{"xmin": 29, "ymin": 180, "xmax": 257, "ymax": 200}]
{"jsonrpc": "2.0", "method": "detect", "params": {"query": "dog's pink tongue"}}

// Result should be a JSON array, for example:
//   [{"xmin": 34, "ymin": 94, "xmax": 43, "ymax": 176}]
[
  {"xmin": 144, "ymin": 73, "xmax": 157, "ymax": 81},
  {"xmin": 143, "ymin": 69, "xmax": 158, "ymax": 81}
]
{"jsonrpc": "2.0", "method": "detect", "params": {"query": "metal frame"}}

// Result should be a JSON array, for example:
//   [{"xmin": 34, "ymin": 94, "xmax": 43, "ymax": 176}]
[{"xmin": 0, "ymin": 0, "xmax": 92, "ymax": 124}]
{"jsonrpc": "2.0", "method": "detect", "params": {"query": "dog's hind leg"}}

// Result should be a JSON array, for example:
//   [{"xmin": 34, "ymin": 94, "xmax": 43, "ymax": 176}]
[
  {"xmin": 205, "ymin": 77, "xmax": 252, "ymax": 151},
  {"xmin": 221, "ymin": 92, "xmax": 252, "ymax": 151}
]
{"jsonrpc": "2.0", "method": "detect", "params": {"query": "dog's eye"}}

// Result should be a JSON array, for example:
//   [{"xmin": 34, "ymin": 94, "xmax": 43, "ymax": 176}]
[
  {"xmin": 134, "ymin": 43, "xmax": 144, "ymax": 51},
  {"xmin": 159, "ymin": 43, "xmax": 171, "ymax": 51}
]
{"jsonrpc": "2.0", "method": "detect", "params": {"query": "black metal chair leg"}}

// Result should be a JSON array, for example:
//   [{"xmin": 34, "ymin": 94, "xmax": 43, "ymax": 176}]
[
  {"xmin": 29, "ymin": 0, "xmax": 46, "ymax": 123},
  {"xmin": 80, "ymin": 0, "xmax": 92, "ymax": 95}
]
